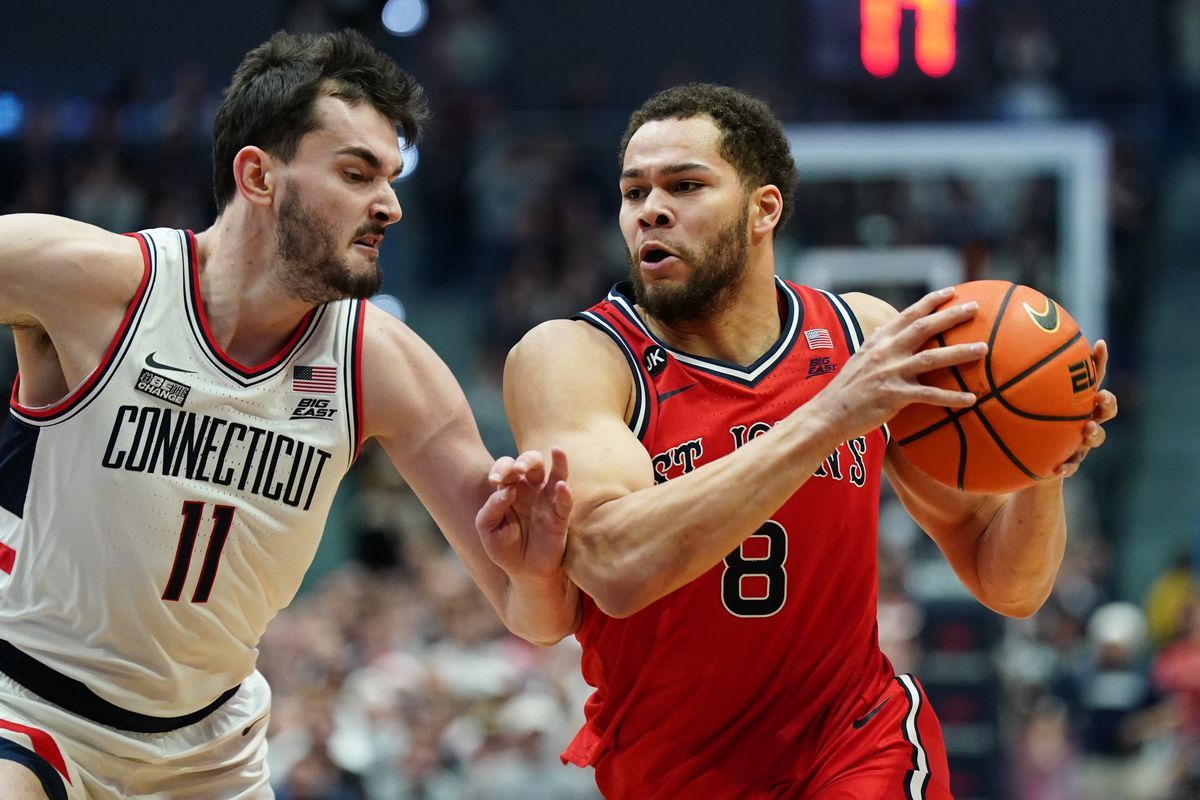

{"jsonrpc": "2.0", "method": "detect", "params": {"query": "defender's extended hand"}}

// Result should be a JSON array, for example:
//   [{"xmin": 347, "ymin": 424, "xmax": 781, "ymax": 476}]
[{"xmin": 476, "ymin": 448, "xmax": 573, "ymax": 581}]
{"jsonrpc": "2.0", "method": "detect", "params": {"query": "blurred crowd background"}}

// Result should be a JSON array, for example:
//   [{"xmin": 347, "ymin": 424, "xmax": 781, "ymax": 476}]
[{"xmin": 2, "ymin": 1, "xmax": 1199, "ymax": 798}]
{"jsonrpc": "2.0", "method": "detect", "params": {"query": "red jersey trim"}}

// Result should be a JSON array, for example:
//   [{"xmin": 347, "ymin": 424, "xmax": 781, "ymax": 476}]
[
  {"xmin": 10, "ymin": 232, "xmax": 154, "ymax": 425},
  {"xmin": 182, "ymin": 230, "xmax": 321, "ymax": 384},
  {"xmin": 0, "ymin": 718, "xmax": 72, "ymax": 784},
  {"xmin": 349, "ymin": 299, "xmax": 367, "ymax": 464}
]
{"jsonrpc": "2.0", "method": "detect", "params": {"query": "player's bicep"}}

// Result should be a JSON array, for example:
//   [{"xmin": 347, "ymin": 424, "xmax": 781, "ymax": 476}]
[
  {"xmin": 504, "ymin": 320, "xmax": 657, "ymax": 519},
  {"xmin": 0, "ymin": 214, "xmax": 142, "ymax": 326}
]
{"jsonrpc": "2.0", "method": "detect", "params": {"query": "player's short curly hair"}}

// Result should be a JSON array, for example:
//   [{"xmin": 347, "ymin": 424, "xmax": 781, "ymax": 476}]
[
  {"xmin": 211, "ymin": 29, "xmax": 427, "ymax": 213},
  {"xmin": 619, "ymin": 83, "xmax": 798, "ymax": 233}
]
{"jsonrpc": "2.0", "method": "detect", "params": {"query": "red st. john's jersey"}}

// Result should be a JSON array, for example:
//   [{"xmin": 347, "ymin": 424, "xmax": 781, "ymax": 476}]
[{"xmin": 562, "ymin": 279, "xmax": 897, "ymax": 798}]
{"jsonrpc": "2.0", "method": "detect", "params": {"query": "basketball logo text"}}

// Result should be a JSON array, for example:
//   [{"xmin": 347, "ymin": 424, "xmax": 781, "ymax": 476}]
[{"xmin": 1068, "ymin": 358, "xmax": 1097, "ymax": 394}]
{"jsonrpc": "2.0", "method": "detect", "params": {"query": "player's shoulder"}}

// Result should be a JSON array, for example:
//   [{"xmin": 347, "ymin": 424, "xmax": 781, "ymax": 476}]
[
  {"xmin": 4, "ymin": 213, "xmax": 142, "ymax": 267},
  {"xmin": 358, "ymin": 298, "xmax": 441, "ymax": 375},
  {"xmin": 0, "ymin": 213, "xmax": 145, "ymax": 324},
  {"xmin": 509, "ymin": 318, "xmax": 627, "ymax": 373},
  {"xmin": 838, "ymin": 292, "xmax": 899, "ymax": 338}
]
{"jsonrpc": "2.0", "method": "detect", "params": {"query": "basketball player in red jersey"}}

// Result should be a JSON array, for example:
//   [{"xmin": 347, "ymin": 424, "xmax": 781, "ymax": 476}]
[
  {"xmin": 0, "ymin": 30, "xmax": 575, "ymax": 800},
  {"xmin": 482, "ymin": 84, "xmax": 1118, "ymax": 798}
]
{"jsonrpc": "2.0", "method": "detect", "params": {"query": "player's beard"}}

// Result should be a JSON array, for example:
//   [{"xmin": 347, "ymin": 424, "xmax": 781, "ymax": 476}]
[
  {"xmin": 628, "ymin": 208, "xmax": 750, "ymax": 326},
  {"xmin": 275, "ymin": 180, "xmax": 383, "ymax": 304}
]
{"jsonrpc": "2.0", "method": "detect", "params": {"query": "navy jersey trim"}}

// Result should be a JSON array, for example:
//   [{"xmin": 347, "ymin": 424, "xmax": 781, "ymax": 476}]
[
  {"xmin": 10, "ymin": 232, "xmax": 156, "ymax": 427},
  {"xmin": 816, "ymin": 289, "xmax": 865, "ymax": 354},
  {"xmin": 0, "ymin": 639, "xmax": 239, "ymax": 734},
  {"xmin": 0, "ymin": 739, "xmax": 68, "ymax": 800},
  {"xmin": 0, "ymin": 415, "xmax": 37, "ymax": 519},
  {"xmin": 603, "ymin": 278, "xmax": 804, "ymax": 388},
  {"xmin": 178, "ymin": 229, "xmax": 326, "ymax": 386},
  {"xmin": 573, "ymin": 312, "xmax": 650, "ymax": 440},
  {"xmin": 815, "ymin": 289, "xmax": 890, "ymax": 444}
]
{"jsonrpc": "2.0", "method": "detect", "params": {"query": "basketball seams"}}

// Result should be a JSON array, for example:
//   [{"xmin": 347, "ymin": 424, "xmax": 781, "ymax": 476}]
[
  {"xmin": 981, "ymin": 283, "xmax": 1017, "ymax": 396},
  {"xmin": 896, "ymin": 330, "xmax": 1092, "ymax": 446},
  {"xmin": 897, "ymin": 282, "xmax": 1089, "ymax": 488},
  {"xmin": 984, "ymin": 331, "xmax": 1090, "ymax": 422}
]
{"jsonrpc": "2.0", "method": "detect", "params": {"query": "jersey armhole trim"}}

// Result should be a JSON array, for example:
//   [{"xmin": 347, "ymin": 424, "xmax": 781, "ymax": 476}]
[
  {"xmin": 348, "ymin": 299, "xmax": 367, "ymax": 464},
  {"xmin": 572, "ymin": 312, "xmax": 650, "ymax": 440},
  {"xmin": 816, "ymin": 289, "xmax": 889, "ymax": 444},
  {"xmin": 10, "ymin": 232, "xmax": 155, "ymax": 424},
  {"xmin": 182, "ymin": 230, "xmax": 320, "ymax": 383},
  {"xmin": 0, "ymin": 732, "xmax": 71, "ymax": 799}
]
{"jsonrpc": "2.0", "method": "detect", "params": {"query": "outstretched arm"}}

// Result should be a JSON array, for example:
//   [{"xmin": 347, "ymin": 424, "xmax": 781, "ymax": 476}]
[
  {"xmin": 476, "ymin": 447, "xmax": 580, "ymax": 641},
  {"xmin": 506, "ymin": 287, "xmax": 986, "ymax": 617},
  {"xmin": 863, "ymin": 291, "xmax": 1120, "ymax": 618},
  {"xmin": 362, "ymin": 306, "xmax": 578, "ymax": 644}
]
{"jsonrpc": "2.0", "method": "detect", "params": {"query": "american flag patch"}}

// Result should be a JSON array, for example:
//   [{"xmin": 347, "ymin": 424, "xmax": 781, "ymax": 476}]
[
  {"xmin": 804, "ymin": 328, "xmax": 834, "ymax": 350},
  {"xmin": 292, "ymin": 365, "xmax": 337, "ymax": 394}
]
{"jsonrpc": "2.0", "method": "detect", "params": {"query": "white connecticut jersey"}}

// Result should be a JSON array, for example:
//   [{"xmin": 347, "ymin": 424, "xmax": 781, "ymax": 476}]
[{"xmin": 0, "ymin": 228, "xmax": 363, "ymax": 717}]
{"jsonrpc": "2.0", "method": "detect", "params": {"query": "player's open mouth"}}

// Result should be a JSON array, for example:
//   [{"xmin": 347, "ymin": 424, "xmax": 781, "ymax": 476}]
[{"xmin": 639, "ymin": 243, "xmax": 678, "ymax": 268}]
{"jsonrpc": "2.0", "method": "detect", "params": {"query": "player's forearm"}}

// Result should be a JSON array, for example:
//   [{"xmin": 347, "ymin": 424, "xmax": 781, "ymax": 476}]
[
  {"xmin": 974, "ymin": 480, "xmax": 1067, "ymax": 618},
  {"xmin": 502, "ymin": 572, "xmax": 581, "ymax": 645},
  {"xmin": 567, "ymin": 400, "xmax": 848, "ymax": 617}
]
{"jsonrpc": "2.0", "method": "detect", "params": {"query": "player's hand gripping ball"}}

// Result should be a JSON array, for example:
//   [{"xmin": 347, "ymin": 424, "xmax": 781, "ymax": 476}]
[{"xmin": 888, "ymin": 280, "xmax": 1098, "ymax": 493}]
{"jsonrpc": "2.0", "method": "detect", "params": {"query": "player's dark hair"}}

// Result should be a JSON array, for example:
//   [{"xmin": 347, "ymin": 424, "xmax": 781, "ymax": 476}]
[
  {"xmin": 619, "ymin": 83, "xmax": 798, "ymax": 232},
  {"xmin": 211, "ymin": 29, "xmax": 427, "ymax": 213}
]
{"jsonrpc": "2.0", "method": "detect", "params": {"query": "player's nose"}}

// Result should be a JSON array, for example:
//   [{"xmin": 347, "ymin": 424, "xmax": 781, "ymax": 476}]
[
  {"xmin": 372, "ymin": 183, "xmax": 402, "ymax": 226},
  {"xmin": 637, "ymin": 188, "xmax": 674, "ymax": 230}
]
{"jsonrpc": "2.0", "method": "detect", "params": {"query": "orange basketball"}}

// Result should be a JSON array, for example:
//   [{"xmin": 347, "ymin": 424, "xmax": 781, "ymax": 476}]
[{"xmin": 888, "ymin": 280, "xmax": 1097, "ymax": 494}]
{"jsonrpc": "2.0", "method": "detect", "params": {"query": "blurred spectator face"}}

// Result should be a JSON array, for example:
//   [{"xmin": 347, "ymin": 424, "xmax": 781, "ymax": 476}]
[{"xmin": 618, "ymin": 115, "xmax": 753, "ymax": 325}]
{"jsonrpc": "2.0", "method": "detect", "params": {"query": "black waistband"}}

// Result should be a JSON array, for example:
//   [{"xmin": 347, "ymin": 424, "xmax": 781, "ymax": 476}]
[{"xmin": 0, "ymin": 639, "xmax": 239, "ymax": 733}]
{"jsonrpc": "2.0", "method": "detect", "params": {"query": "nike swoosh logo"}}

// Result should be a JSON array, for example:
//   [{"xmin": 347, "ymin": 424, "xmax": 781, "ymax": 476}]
[
  {"xmin": 851, "ymin": 696, "xmax": 891, "ymax": 729},
  {"xmin": 145, "ymin": 352, "xmax": 196, "ymax": 374},
  {"xmin": 242, "ymin": 714, "xmax": 268, "ymax": 736},
  {"xmin": 657, "ymin": 383, "xmax": 697, "ymax": 403},
  {"xmin": 1022, "ymin": 297, "xmax": 1059, "ymax": 333}
]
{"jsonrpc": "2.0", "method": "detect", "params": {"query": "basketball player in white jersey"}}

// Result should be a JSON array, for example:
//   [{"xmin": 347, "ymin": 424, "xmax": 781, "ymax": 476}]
[{"xmin": 0, "ymin": 30, "xmax": 579, "ymax": 799}]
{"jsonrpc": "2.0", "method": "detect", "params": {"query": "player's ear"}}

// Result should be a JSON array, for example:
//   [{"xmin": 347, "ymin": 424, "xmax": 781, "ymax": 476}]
[
  {"xmin": 232, "ymin": 146, "xmax": 275, "ymax": 208},
  {"xmin": 750, "ymin": 185, "xmax": 783, "ymax": 241}
]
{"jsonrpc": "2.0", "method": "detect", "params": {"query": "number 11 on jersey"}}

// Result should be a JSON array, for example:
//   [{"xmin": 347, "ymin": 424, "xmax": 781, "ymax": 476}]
[{"xmin": 163, "ymin": 501, "xmax": 235, "ymax": 603}]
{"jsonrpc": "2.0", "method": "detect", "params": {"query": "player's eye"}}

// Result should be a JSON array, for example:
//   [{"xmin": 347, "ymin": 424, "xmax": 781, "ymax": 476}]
[{"xmin": 622, "ymin": 186, "xmax": 645, "ymax": 201}]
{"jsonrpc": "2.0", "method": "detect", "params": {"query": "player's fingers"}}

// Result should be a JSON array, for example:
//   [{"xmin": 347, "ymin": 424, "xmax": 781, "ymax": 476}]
[
  {"xmin": 1093, "ymin": 339, "xmax": 1109, "ymax": 385},
  {"xmin": 904, "ymin": 341, "xmax": 987, "ymax": 375},
  {"xmin": 475, "ymin": 486, "xmax": 515, "ymax": 533},
  {"xmin": 1080, "ymin": 419, "xmax": 1105, "ymax": 447},
  {"xmin": 906, "ymin": 385, "xmax": 977, "ymax": 409},
  {"xmin": 488, "ymin": 456, "xmax": 521, "ymax": 487},
  {"xmin": 1094, "ymin": 390, "xmax": 1117, "ymax": 424},
  {"xmin": 892, "ymin": 286, "xmax": 957, "ymax": 329},
  {"xmin": 514, "ymin": 449, "xmax": 547, "ymax": 486},
  {"xmin": 551, "ymin": 480, "xmax": 573, "ymax": 523},
  {"xmin": 547, "ymin": 447, "xmax": 569, "ymax": 486},
  {"xmin": 897, "ymin": 301, "xmax": 979, "ymax": 350}
]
